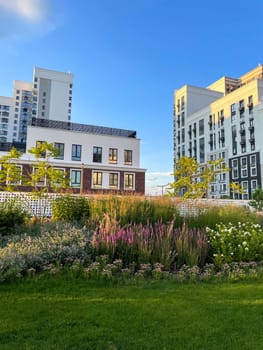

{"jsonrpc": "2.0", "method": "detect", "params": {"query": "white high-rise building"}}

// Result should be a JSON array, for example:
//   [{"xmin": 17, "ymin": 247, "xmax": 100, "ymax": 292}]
[
  {"xmin": 0, "ymin": 96, "xmax": 13, "ymax": 143},
  {"xmin": 32, "ymin": 67, "xmax": 73, "ymax": 122},
  {"xmin": 174, "ymin": 65, "xmax": 263, "ymax": 200},
  {"xmin": 13, "ymin": 81, "xmax": 33, "ymax": 143},
  {"xmin": 1, "ymin": 67, "xmax": 74, "ymax": 143}
]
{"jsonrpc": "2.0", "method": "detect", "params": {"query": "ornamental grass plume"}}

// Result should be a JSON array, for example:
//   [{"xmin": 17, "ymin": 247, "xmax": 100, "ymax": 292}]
[
  {"xmin": 91, "ymin": 219, "xmax": 177, "ymax": 269},
  {"xmin": 174, "ymin": 222, "xmax": 208, "ymax": 267}
]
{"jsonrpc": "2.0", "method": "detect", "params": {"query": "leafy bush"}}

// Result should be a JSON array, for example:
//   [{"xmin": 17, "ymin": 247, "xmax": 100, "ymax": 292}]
[
  {"xmin": 0, "ymin": 201, "xmax": 28, "ymax": 236},
  {"xmin": 51, "ymin": 195, "xmax": 90, "ymax": 224},
  {"xmin": 249, "ymin": 188, "xmax": 263, "ymax": 211},
  {"xmin": 207, "ymin": 222, "xmax": 263, "ymax": 266}
]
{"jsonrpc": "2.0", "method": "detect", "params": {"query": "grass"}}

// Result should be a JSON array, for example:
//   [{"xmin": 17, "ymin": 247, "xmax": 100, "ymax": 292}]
[{"xmin": 0, "ymin": 275, "xmax": 263, "ymax": 349}]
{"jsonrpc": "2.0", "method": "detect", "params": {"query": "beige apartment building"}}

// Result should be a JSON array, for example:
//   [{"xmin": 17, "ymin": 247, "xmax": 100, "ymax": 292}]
[{"xmin": 174, "ymin": 65, "xmax": 263, "ymax": 199}]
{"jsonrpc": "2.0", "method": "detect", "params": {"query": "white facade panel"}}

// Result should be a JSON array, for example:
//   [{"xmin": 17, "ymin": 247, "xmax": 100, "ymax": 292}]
[{"xmin": 26, "ymin": 126, "xmax": 141, "ymax": 169}]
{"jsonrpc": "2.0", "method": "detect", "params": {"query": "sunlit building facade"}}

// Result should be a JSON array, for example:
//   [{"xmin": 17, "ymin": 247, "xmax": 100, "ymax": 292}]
[{"xmin": 174, "ymin": 65, "xmax": 263, "ymax": 199}]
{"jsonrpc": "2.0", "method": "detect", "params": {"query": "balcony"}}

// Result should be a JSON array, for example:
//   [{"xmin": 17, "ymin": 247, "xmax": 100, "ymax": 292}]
[
  {"xmin": 247, "ymin": 102, "xmax": 253, "ymax": 109},
  {"xmin": 248, "ymin": 125, "xmax": 254, "ymax": 131},
  {"xmin": 249, "ymin": 136, "xmax": 255, "ymax": 143},
  {"xmin": 239, "ymin": 129, "xmax": 246, "ymax": 135}
]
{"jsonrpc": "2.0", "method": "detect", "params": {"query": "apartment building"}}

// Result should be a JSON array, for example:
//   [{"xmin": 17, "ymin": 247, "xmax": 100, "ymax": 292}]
[
  {"xmin": 32, "ymin": 67, "xmax": 73, "ymax": 122},
  {"xmin": 0, "ymin": 119, "xmax": 145, "ymax": 194},
  {"xmin": 174, "ymin": 65, "xmax": 263, "ymax": 200},
  {"xmin": 0, "ymin": 96, "xmax": 13, "ymax": 143},
  {"xmin": 1, "ymin": 67, "xmax": 73, "ymax": 143},
  {"xmin": 0, "ymin": 67, "xmax": 146, "ymax": 195}
]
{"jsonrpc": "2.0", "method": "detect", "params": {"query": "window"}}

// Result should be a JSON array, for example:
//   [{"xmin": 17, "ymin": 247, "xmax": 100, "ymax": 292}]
[
  {"xmin": 42, "ymin": 99, "xmax": 46, "ymax": 103},
  {"xmin": 92, "ymin": 171, "xmax": 102, "ymax": 187},
  {"xmin": 241, "ymin": 157, "xmax": 248, "ymax": 178},
  {"xmin": 251, "ymin": 180, "xmax": 257, "ymax": 193},
  {"xmin": 182, "ymin": 128, "xmax": 185, "ymax": 143},
  {"xmin": 250, "ymin": 155, "xmax": 257, "ymax": 176},
  {"xmin": 43, "ymin": 92, "xmax": 46, "ymax": 97},
  {"xmin": 241, "ymin": 181, "xmax": 248, "ymax": 200},
  {"xmin": 109, "ymin": 148, "xmax": 118, "ymax": 164},
  {"xmin": 199, "ymin": 119, "xmax": 204, "ymax": 136},
  {"xmin": 124, "ymin": 173, "xmax": 134, "ymax": 190},
  {"xmin": 33, "ymin": 167, "xmax": 46, "ymax": 186},
  {"xmin": 36, "ymin": 140, "xmax": 46, "ymax": 158},
  {"xmin": 70, "ymin": 169, "xmax": 81, "ymax": 188},
  {"xmin": 232, "ymin": 159, "xmax": 238, "ymax": 179},
  {"xmin": 231, "ymin": 104, "xmax": 236, "ymax": 122},
  {"xmin": 232, "ymin": 181, "xmax": 240, "ymax": 200},
  {"xmin": 52, "ymin": 168, "xmax": 66, "ymax": 187},
  {"xmin": 181, "ymin": 112, "xmax": 185, "ymax": 127},
  {"xmin": 248, "ymin": 95, "xmax": 253, "ymax": 114},
  {"xmin": 199, "ymin": 137, "xmax": 205, "ymax": 163},
  {"xmin": 93, "ymin": 146, "xmax": 102, "ymax": 163},
  {"xmin": 109, "ymin": 173, "xmax": 118, "ymax": 189},
  {"xmin": 124, "ymin": 150, "xmax": 132, "ymax": 165},
  {"xmin": 181, "ymin": 96, "xmax": 185, "ymax": 110},
  {"xmin": 6, "ymin": 165, "xmax": 22, "ymax": 185},
  {"xmin": 72, "ymin": 144, "xmax": 81, "ymax": 161},
  {"xmin": 16, "ymin": 96, "xmax": 19, "ymax": 100},
  {"xmin": 54, "ymin": 143, "xmax": 65, "ymax": 160}
]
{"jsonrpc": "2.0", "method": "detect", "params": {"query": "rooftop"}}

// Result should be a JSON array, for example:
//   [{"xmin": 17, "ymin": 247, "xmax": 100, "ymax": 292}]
[{"xmin": 31, "ymin": 118, "xmax": 137, "ymax": 138}]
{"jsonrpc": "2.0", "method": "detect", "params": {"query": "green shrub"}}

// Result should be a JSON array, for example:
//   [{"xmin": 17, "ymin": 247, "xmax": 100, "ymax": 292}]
[
  {"xmin": 51, "ymin": 195, "xmax": 90, "ymax": 224},
  {"xmin": 207, "ymin": 222, "xmax": 263, "ymax": 266},
  {"xmin": 0, "ymin": 201, "xmax": 28, "ymax": 236}
]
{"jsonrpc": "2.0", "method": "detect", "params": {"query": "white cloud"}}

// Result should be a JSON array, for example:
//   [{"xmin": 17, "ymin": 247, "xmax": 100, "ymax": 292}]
[
  {"xmin": 0, "ymin": 0, "xmax": 48, "ymax": 22},
  {"xmin": 0, "ymin": 0, "xmax": 59, "ymax": 44}
]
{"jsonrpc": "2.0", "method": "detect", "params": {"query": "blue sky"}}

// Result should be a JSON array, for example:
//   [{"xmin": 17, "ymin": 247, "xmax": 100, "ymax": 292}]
[{"xmin": 0, "ymin": 0, "xmax": 263, "ymax": 194}]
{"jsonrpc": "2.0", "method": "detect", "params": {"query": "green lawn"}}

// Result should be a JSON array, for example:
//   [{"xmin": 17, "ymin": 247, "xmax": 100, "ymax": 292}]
[{"xmin": 0, "ymin": 276, "xmax": 263, "ymax": 350}]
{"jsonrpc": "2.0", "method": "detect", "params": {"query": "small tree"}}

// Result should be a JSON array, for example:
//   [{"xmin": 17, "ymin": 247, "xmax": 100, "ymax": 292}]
[
  {"xmin": 28, "ymin": 141, "xmax": 69, "ymax": 195},
  {"xmin": 229, "ymin": 182, "xmax": 245, "ymax": 199},
  {"xmin": 27, "ymin": 142, "xmax": 69, "ymax": 219},
  {"xmin": 167, "ymin": 156, "xmax": 228, "ymax": 199},
  {"xmin": 0, "ymin": 148, "xmax": 23, "ymax": 191}
]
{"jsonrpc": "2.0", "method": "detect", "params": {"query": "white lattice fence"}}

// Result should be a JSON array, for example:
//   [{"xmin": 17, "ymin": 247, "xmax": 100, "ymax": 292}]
[
  {"xmin": 172, "ymin": 198, "xmax": 251, "ymax": 216},
  {"xmin": 0, "ymin": 192, "xmax": 58, "ymax": 217}
]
